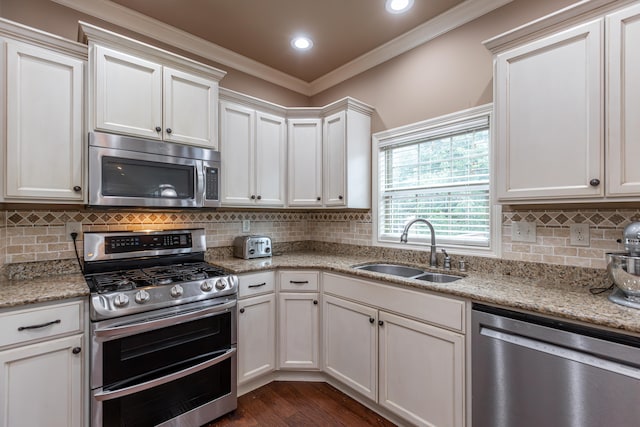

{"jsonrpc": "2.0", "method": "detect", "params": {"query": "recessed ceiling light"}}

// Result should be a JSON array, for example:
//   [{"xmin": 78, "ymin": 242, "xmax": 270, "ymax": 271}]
[
  {"xmin": 291, "ymin": 36, "xmax": 313, "ymax": 51},
  {"xmin": 386, "ymin": 0, "xmax": 414, "ymax": 14}
]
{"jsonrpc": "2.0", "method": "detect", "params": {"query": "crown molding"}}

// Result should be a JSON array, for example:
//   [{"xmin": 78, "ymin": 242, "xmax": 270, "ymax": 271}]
[
  {"xmin": 52, "ymin": 0, "xmax": 512, "ymax": 96},
  {"xmin": 0, "ymin": 17, "xmax": 87, "ymax": 59},
  {"xmin": 483, "ymin": 0, "xmax": 634, "ymax": 53}
]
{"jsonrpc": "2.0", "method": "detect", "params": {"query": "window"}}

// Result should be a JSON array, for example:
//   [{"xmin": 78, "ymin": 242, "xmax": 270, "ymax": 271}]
[{"xmin": 373, "ymin": 104, "xmax": 496, "ymax": 254}]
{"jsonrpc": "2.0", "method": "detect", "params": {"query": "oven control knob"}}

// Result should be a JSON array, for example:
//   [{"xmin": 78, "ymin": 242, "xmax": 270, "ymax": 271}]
[
  {"xmin": 170, "ymin": 284, "xmax": 184, "ymax": 298},
  {"xmin": 113, "ymin": 293, "xmax": 129, "ymax": 307},
  {"xmin": 135, "ymin": 289, "xmax": 150, "ymax": 304},
  {"xmin": 215, "ymin": 277, "xmax": 228, "ymax": 290},
  {"xmin": 201, "ymin": 280, "xmax": 214, "ymax": 292}
]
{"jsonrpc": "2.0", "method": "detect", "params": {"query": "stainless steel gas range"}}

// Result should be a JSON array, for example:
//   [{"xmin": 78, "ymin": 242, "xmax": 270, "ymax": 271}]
[{"xmin": 83, "ymin": 228, "xmax": 238, "ymax": 427}]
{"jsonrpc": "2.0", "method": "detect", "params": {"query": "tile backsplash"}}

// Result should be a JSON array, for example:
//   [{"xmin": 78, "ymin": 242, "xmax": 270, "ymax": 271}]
[
  {"xmin": 0, "ymin": 207, "xmax": 637, "ymax": 271},
  {"xmin": 502, "ymin": 208, "xmax": 638, "ymax": 269}
]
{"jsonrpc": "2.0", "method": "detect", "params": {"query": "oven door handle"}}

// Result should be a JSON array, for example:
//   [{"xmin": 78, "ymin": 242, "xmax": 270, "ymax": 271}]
[
  {"xmin": 94, "ymin": 299, "xmax": 236, "ymax": 339},
  {"xmin": 93, "ymin": 347, "xmax": 236, "ymax": 402}
]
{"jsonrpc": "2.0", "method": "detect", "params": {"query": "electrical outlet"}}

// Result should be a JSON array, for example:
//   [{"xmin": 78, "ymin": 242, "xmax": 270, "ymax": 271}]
[
  {"xmin": 242, "ymin": 220, "xmax": 250, "ymax": 233},
  {"xmin": 65, "ymin": 222, "xmax": 83, "ymax": 241},
  {"xmin": 570, "ymin": 223, "xmax": 590, "ymax": 246},
  {"xmin": 511, "ymin": 221, "xmax": 537, "ymax": 243}
]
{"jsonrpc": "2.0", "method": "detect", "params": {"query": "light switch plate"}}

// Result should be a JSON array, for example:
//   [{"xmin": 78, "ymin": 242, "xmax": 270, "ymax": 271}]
[
  {"xmin": 511, "ymin": 221, "xmax": 536, "ymax": 243},
  {"xmin": 242, "ymin": 220, "xmax": 250, "ymax": 233}
]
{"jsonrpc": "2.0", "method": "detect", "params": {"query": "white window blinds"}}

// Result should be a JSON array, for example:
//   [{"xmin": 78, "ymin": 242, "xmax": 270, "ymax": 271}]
[{"xmin": 377, "ymin": 114, "xmax": 491, "ymax": 247}]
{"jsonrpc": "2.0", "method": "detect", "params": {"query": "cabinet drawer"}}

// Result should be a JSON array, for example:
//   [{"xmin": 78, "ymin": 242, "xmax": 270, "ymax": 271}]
[
  {"xmin": 323, "ymin": 272, "xmax": 465, "ymax": 332},
  {"xmin": 0, "ymin": 300, "xmax": 83, "ymax": 348},
  {"xmin": 238, "ymin": 271, "xmax": 276, "ymax": 298},
  {"xmin": 279, "ymin": 271, "xmax": 319, "ymax": 292}
]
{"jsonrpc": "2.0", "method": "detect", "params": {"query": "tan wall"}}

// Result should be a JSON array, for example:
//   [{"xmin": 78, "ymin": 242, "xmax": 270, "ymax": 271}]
[{"xmin": 310, "ymin": 0, "xmax": 577, "ymax": 132}]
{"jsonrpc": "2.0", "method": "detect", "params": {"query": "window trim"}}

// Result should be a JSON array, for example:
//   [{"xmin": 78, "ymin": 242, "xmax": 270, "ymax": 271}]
[{"xmin": 371, "ymin": 103, "xmax": 501, "ymax": 258}]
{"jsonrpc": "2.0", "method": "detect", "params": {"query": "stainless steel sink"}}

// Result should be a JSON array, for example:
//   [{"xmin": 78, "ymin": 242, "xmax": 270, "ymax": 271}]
[
  {"xmin": 353, "ymin": 263, "xmax": 463, "ymax": 283},
  {"xmin": 354, "ymin": 263, "xmax": 425, "ymax": 277},
  {"xmin": 414, "ymin": 272, "xmax": 462, "ymax": 283}
]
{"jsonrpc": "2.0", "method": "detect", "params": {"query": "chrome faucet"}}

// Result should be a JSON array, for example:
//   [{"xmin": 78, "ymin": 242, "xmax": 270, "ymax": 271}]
[{"xmin": 400, "ymin": 218, "xmax": 438, "ymax": 267}]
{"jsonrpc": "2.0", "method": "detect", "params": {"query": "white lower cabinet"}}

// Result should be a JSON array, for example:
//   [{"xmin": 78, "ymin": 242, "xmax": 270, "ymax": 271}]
[
  {"xmin": 378, "ymin": 311, "xmax": 464, "ymax": 427},
  {"xmin": 278, "ymin": 292, "xmax": 320, "ymax": 370},
  {"xmin": 0, "ymin": 334, "xmax": 83, "ymax": 427},
  {"xmin": 323, "ymin": 294, "xmax": 377, "ymax": 400},
  {"xmin": 0, "ymin": 300, "xmax": 85, "ymax": 427},
  {"xmin": 323, "ymin": 272, "xmax": 466, "ymax": 427},
  {"xmin": 238, "ymin": 293, "xmax": 276, "ymax": 384},
  {"xmin": 237, "ymin": 271, "xmax": 276, "ymax": 385},
  {"xmin": 278, "ymin": 270, "xmax": 320, "ymax": 370}
]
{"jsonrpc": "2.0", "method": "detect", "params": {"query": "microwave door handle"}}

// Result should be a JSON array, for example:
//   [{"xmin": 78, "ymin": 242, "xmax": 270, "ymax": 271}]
[{"xmin": 196, "ymin": 161, "xmax": 205, "ymax": 206}]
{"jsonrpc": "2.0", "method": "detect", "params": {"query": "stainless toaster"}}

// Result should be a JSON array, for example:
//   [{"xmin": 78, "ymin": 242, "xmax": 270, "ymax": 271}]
[{"xmin": 233, "ymin": 235, "xmax": 272, "ymax": 259}]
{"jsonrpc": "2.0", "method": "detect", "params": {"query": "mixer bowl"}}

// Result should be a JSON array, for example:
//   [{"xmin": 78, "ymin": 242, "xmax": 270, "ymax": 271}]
[{"xmin": 607, "ymin": 253, "xmax": 640, "ymax": 297}]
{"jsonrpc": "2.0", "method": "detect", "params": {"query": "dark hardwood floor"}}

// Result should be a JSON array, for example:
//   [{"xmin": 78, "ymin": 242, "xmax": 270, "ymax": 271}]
[{"xmin": 208, "ymin": 381, "xmax": 397, "ymax": 426}]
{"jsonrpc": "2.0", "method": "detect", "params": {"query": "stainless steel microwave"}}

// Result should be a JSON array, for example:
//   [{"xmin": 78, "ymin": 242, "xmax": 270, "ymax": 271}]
[{"xmin": 88, "ymin": 132, "xmax": 220, "ymax": 208}]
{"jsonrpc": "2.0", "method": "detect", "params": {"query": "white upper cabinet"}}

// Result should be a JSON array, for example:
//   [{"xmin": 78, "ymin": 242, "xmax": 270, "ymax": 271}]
[
  {"xmin": 488, "ymin": 1, "xmax": 640, "ymax": 203},
  {"xmin": 288, "ymin": 118, "xmax": 323, "ymax": 207},
  {"xmin": 607, "ymin": 3, "xmax": 640, "ymax": 196},
  {"xmin": 94, "ymin": 46, "xmax": 162, "ymax": 140},
  {"xmin": 219, "ymin": 97, "xmax": 286, "ymax": 207},
  {"xmin": 1, "ymin": 26, "xmax": 85, "ymax": 202},
  {"xmin": 323, "ymin": 111, "xmax": 347, "ymax": 206},
  {"xmin": 493, "ymin": 19, "xmax": 604, "ymax": 201},
  {"xmin": 288, "ymin": 99, "xmax": 373, "ymax": 209},
  {"xmin": 82, "ymin": 22, "xmax": 225, "ymax": 149},
  {"xmin": 323, "ymin": 105, "xmax": 372, "ymax": 208},
  {"xmin": 163, "ymin": 67, "xmax": 218, "ymax": 146}
]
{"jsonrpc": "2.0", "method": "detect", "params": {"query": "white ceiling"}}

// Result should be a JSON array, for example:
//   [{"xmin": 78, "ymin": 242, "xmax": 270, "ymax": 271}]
[{"xmin": 53, "ymin": 0, "xmax": 513, "ymax": 95}]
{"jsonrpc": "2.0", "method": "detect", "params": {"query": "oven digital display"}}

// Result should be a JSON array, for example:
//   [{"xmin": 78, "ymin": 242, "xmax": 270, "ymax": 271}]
[{"xmin": 105, "ymin": 233, "xmax": 192, "ymax": 254}]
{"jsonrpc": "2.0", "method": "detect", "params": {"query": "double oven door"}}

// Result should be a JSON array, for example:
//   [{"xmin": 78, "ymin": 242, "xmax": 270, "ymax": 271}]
[{"xmin": 90, "ymin": 297, "xmax": 237, "ymax": 427}]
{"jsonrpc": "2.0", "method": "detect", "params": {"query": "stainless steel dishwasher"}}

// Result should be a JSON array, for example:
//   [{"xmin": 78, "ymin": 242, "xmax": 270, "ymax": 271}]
[{"xmin": 472, "ymin": 303, "xmax": 640, "ymax": 427}]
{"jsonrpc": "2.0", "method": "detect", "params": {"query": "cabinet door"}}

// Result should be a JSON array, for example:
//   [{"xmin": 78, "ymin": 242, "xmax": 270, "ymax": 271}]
[
  {"xmin": 255, "ymin": 111, "xmax": 287, "ymax": 206},
  {"xmin": 0, "ymin": 334, "xmax": 83, "ymax": 427},
  {"xmin": 220, "ymin": 101, "xmax": 255, "ymax": 205},
  {"xmin": 495, "ymin": 19, "xmax": 604, "ymax": 201},
  {"xmin": 164, "ymin": 67, "xmax": 217, "ymax": 148},
  {"xmin": 288, "ymin": 118, "xmax": 323, "ymax": 206},
  {"xmin": 278, "ymin": 293, "xmax": 320, "ymax": 369},
  {"xmin": 323, "ymin": 111, "xmax": 347, "ymax": 206},
  {"xmin": 607, "ymin": 4, "xmax": 640, "ymax": 196},
  {"xmin": 379, "ymin": 311, "xmax": 464, "ymax": 427},
  {"xmin": 323, "ymin": 295, "xmax": 377, "ymax": 401},
  {"xmin": 238, "ymin": 293, "xmax": 276, "ymax": 384},
  {"xmin": 94, "ymin": 45, "xmax": 163, "ymax": 139},
  {"xmin": 5, "ymin": 41, "xmax": 84, "ymax": 201}
]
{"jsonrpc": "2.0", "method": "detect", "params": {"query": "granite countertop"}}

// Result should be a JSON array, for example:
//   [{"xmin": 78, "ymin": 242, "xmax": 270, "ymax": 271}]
[
  {"xmin": 2, "ymin": 251, "xmax": 639, "ymax": 336},
  {"xmin": 210, "ymin": 251, "xmax": 640, "ymax": 335},
  {"xmin": 0, "ymin": 273, "xmax": 89, "ymax": 309}
]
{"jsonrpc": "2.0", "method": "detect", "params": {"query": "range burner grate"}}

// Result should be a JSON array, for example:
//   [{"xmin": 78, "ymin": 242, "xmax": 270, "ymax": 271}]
[{"xmin": 88, "ymin": 262, "xmax": 228, "ymax": 294}]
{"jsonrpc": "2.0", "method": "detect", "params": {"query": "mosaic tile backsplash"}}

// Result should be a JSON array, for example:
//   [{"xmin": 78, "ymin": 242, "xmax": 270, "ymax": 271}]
[{"xmin": 0, "ymin": 207, "xmax": 637, "ymax": 272}]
